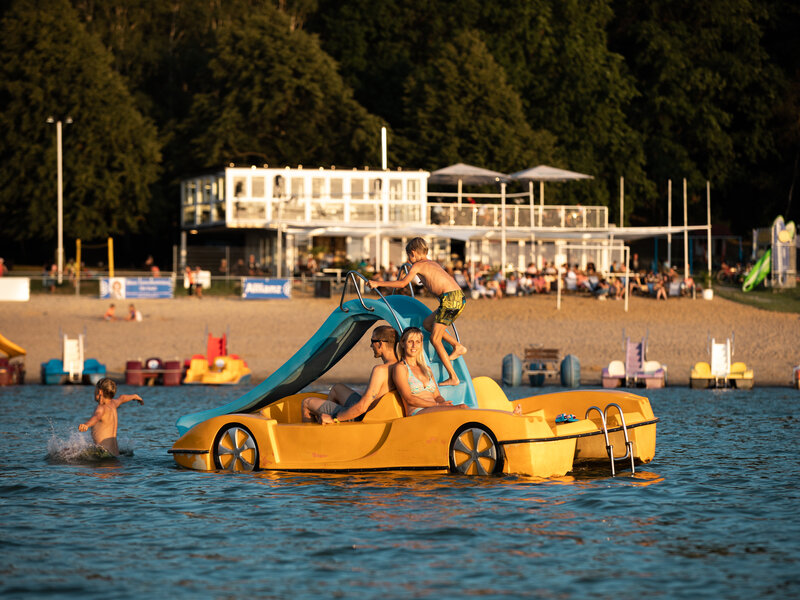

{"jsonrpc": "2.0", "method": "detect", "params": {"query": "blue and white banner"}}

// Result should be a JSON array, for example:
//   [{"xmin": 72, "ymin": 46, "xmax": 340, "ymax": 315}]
[
  {"xmin": 241, "ymin": 278, "xmax": 292, "ymax": 300},
  {"xmin": 100, "ymin": 277, "xmax": 174, "ymax": 299}
]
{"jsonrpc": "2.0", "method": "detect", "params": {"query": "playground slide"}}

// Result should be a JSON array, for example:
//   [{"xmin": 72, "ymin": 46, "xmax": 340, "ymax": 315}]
[
  {"xmin": 742, "ymin": 249, "xmax": 771, "ymax": 292},
  {"xmin": 0, "ymin": 333, "xmax": 26, "ymax": 358},
  {"xmin": 176, "ymin": 295, "xmax": 476, "ymax": 435}
]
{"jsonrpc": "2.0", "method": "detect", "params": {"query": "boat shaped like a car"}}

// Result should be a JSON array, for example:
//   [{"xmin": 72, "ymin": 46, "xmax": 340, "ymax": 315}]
[{"xmin": 170, "ymin": 274, "xmax": 658, "ymax": 477}]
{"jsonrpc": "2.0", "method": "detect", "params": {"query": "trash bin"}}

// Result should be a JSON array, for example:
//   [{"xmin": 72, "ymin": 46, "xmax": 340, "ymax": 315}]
[{"xmin": 314, "ymin": 277, "xmax": 331, "ymax": 298}]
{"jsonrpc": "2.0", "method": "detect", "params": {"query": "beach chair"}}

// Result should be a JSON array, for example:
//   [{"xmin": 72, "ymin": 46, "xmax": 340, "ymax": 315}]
[
  {"xmin": 668, "ymin": 279, "xmax": 682, "ymax": 297},
  {"xmin": 525, "ymin": 346, "xmax": 560, "ymax": 386}
]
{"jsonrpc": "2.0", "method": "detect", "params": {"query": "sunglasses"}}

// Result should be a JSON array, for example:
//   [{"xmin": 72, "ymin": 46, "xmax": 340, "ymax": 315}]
[{"xmin": 370, "ymin": 339, "xmax": 384, "ymax": 344}]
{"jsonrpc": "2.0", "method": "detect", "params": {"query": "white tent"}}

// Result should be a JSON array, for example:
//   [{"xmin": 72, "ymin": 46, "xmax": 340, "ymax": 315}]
[
  {"xmin": 509, "ymin": 165, "xmax": 594, "ymax": 227},
  {"xmin": 429, "ymin": 162, "xmax": 509, "ymax": 186}
]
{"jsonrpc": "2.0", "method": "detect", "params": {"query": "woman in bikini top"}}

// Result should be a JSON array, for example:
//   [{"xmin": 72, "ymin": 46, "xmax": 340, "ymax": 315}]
[{"xmin": 393, "ymin": 327, "xmax": 462, "ymax": 417}]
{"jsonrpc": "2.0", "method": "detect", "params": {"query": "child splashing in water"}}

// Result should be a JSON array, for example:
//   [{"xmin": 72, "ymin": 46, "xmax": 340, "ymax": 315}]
[
  {"xmin": 369, "ymin": 237, "xmax": 467, "ymax": 386},
  {"xmin": 79, "ymin": 378, "xmax": 143, "ymax": 456}
]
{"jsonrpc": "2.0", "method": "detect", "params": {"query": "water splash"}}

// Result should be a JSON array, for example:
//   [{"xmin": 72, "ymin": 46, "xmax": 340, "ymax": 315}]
[{"xmin": 46, "ymin": 426, "xmax": 134, "ymax": 463}]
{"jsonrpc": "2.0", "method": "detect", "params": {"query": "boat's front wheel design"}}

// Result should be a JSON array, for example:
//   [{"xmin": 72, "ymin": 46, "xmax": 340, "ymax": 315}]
[
  {"xmin": 449, "ymin": 423, "xmax": 503, "ymax": 475},
  {"xmin": 214, "ymin": 424, "xmax": 259, "ymax": 472}
]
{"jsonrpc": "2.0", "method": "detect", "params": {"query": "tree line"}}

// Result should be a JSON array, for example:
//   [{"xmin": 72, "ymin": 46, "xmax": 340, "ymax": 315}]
[{"xmin": 0, "ymin": 0, "xmax": 797, "ymax": 266}]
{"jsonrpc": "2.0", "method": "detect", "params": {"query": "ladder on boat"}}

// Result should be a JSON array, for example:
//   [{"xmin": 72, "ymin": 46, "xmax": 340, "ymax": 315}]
[{"xmin": 585, "ymin": 403, "xmax": 635, "ymax": 476}]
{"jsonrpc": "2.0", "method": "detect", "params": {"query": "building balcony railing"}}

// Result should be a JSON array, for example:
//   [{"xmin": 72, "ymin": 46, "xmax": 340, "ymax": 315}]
[{"xmin": 183, "ymin": 196, "xmax": 607, "ymax": 231}]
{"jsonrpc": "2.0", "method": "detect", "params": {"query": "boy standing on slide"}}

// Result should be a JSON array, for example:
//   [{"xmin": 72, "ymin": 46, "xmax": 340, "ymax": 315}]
[{"xmin": 368, "ymin": 237, "xmax": 467, "ymax": 386}]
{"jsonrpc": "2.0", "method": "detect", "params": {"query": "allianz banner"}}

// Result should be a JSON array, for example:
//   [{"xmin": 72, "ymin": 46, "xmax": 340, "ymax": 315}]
[
  {"xmin": 100, "ymin": 277, "xmax": 174, "ymax": 299},
  {"xmin": 241, "ymin": 278, "xmax": 292, "ymax": 300}
]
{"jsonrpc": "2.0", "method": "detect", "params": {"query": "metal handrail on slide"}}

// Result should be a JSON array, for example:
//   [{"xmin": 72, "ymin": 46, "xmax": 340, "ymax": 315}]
[
  {"xmin": 338, "ymin": 270, "xmax": 404, "ymax": 333},
  {"xmin": 338, "ymin": 269, "xmax": 460, "ymax": 344}
]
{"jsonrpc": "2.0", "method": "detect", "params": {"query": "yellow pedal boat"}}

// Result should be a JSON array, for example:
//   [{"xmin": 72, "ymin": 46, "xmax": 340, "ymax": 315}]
[{"xmin": 170, "ymin": 273, "xmax": 658, "ymax": 477}]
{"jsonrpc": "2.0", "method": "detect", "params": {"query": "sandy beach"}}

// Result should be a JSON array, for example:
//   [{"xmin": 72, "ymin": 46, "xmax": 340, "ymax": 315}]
[{"xmin": 2, "ymin": 291, "xmax": 798, "ymax": 386}]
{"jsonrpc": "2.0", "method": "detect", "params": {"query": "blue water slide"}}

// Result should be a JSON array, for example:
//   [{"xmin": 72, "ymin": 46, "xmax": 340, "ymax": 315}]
[{"xmin": 175, "ymin": 294, "xmax": 476, "ymax": 435}]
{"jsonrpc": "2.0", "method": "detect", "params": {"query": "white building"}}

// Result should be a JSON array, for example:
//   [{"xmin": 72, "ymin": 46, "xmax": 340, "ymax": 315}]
[{"xmin": 180, "ymin": 165, "xmax": 709, "ymax": 276}]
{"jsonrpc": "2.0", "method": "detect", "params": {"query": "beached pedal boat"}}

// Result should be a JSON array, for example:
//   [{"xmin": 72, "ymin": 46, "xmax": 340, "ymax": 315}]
[
  {"xmin": 125, "ymin": 358, "xmax": 183, "ymax": 386},
  {"xmin": 602, "ymin": 334, "xmax": 666, "ymax": 389},
  {"xmin": 690, "ymin": 335, "xmax": 753, "ymax": 390},
  {"xmin": 182, "ymin": 332, "xmax": 251, "ymax": 385},
  {"xmin": 41, "ymin": 332, "xmax": 106, "ymax": 385},
  {"xmin": 170, "ymin": 272, "xmax": 658, "ymax": 477},
  {"xmin": 0, "ymin": 332, "xmax": 26, "ymax": 385}
]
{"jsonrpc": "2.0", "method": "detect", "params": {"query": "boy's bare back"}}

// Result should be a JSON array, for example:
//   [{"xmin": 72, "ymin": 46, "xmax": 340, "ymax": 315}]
[
  {"xmin": 411, "ymin": 259, "xmax": 460, "ymax": 297},
  {"xmin": 83, "ymin": 402, "xmax": 120, "ymax": 455},
  {"xmin": 79, "ymin": 378, "xmax": 143, "ymax": 456}
]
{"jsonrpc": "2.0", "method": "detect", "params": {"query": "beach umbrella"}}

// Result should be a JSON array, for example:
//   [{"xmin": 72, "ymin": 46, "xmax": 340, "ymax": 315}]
[
  {"xmin": 509, "ymin": 165, "xmax": 594, "ymax": 226},
  {"xmin": 429, "ymin": 162, "xmax": 510, "ymax": 209},
  {"xmin": 429, "ymin": 162, "xmax": 510, "ymax": 186}
]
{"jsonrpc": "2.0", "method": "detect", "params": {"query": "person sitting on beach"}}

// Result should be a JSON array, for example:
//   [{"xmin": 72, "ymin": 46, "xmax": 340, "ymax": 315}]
[
  {"xmin": 103, "ymin": 304, "xmax": 116, "ymax": 321},
  {"xmin": 301, "ymin": 326, "xmax": 399, "ymax": 423},
  {"xmin": 78, "ymin": 378, "xmax": 143, "ymax": 456},
  {"xmin": 368, "ymin": 237, "xmax": 467, "ymax": 386},
  {"xmin": 125, "ymin": 304, "xmax": 142, "ymax": 322},
  {"xmin": 393, "ymin": 327, "xmax": 464, "ymax": 416}
]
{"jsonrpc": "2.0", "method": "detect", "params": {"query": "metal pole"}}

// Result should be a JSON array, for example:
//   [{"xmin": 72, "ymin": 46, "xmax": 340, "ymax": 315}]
[
  {"xmin": 667, "ymin": 179, "xmax": 672, "ymax": 267},
  {"xmin": 500, "ymin": 182, "xmax": 507, "ymax": 273},
  {"xmin": 683, "ymin": 178, "xmax": 689, "ymax": 277},
  {"xmin": 75, "ymin": 239, "xmax": 81, "ymax": 296},
  {"xmin": 707, "ymin": 180, "xmax": 712, "ymax": 288},
  {"xmin": 619, "ymin": 176, "xmax": 624, "ymax": 228},
  {"xmin": 56, "ymin": 120, "xmax": 64, "ymax": 284},
  {"xmin": 539, "ymin": 181, "xmax": 544, "ymax": 227}
]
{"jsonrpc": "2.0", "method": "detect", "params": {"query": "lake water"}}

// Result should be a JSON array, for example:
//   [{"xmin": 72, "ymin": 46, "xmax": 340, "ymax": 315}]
[{"xmin": 2, "ymin": 384, "xmax": 799, "ymax": 599}]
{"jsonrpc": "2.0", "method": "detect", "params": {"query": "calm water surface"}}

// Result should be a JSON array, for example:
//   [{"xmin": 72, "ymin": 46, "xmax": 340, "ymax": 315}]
[{"xmin": 1, "ymin": 384, "xmax": 799, "ymax": 599}]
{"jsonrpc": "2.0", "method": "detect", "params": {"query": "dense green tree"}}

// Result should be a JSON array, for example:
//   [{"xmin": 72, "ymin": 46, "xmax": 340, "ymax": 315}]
[
  {"xmin": 0, "ymin": 0, "xmax": 161, "ymax": 250},
  {"xmin": 186, "ymin": 5, "xmax": 384, "ymax": 169},
  {"xmin": 310, "ymin": 0, "xmax": 482, "ymax": 125},
  {"xmin": 610, "ymin": 0, "xmax": 783, "ymax": 227},
  {"xmin": 399, "ymin": 30, "xmax": 556, "ymax": 174},
  {"xmin": 479, "ymin": 0, "xmax": 649, "ymax": 218}
]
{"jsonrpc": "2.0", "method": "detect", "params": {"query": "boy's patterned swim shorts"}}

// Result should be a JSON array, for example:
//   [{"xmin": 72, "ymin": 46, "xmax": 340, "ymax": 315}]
[{"xmin": 434, "ymin": 290, "xmax": 466, "ymax": 326}]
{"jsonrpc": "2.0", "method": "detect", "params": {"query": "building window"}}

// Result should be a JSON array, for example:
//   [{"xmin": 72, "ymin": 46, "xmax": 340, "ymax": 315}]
[
  {"xmin": 369, "ymin": 178, "xmax": 382, "ymax": 199},
  {"xmin": 330, "ymin": 178, "xmax": 343, "ymax": 199},
  {"xmin": 252, "ymin": 177, "xmax": 265, "ymax": 198},
  {"xmin": 312, "ymin": 177, "xmax": 324, "ymax": 198},
  {"xmin": 408, "ymin": 179, "xmax": 420, "ymax": 201},
  {"xmin": 389, "ymin": 179, "xmax": 402, "ymax": 201},
  {"xmin": 291, "ymin": 177, "xmax": 305, "ymax": 199},
  {"xmin": 233, "ymin": 177, "xmax": 246, "ymax": 198},
  {"xmin": 351, "ymin": 179, "xmax": 364, "ymax": 199}
]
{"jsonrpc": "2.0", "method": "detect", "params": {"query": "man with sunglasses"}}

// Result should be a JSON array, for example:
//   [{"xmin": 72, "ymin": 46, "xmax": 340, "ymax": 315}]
[{"xmin": 301, "ymin": 326, "xmax": 399, "ymax": 424}]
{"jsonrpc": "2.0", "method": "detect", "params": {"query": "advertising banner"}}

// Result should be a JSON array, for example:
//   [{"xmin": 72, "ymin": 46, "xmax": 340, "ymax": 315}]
[
  {"xmin": 241, "ymin": 278, "xmax": 292, "ymax": 300},
  {"xmin": 100, "ymin": 277, "xmax": 174, "ymax": 299}
]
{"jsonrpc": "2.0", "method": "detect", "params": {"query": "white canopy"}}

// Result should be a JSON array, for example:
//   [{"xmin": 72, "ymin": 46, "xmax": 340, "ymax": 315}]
[
  {"xmin": 429, "ymin": 162, "xmax": 509, "ymax": 185},
  {"xmin": 509, "ymin": 165, "xmax": 594, "ymax": 182}
]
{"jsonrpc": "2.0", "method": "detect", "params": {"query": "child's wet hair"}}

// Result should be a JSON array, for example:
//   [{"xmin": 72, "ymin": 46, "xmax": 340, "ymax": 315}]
[
  {"xmin": 405, "ymin": 237, "xmax": 428, "ymax": 256},
  {"xmin": 95, "ymin": 377, "xmax": 117, "ymax": 399}
]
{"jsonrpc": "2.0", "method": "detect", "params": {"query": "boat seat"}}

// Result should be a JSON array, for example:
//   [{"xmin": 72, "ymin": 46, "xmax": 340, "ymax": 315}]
[
  {"xmin": 361, "ymin": 391, "xmax": 405, "ymax": 422},
  {"xmin": 607, "ymin": 360, "xmax": 625, "ymax": 377},
  {"xmin": 692, "ymin": 361, "xmax": 711, "ymax": 377},
  {"xmin": 729, "ymin": 362, "xmax": 750, "ymax": 377},
  {"xmin": 642, "ymin": 360, "xmax": 662, "ymax": 374}
]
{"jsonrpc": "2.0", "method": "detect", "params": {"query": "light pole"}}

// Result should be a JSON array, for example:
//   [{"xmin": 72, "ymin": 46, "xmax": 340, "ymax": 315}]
[{"xmin": 47, "ymin": 116, "xmax": 72, "ymax": 284}]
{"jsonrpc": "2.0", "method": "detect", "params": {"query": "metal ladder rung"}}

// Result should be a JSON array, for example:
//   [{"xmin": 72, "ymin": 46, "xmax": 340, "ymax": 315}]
[{"xmin": 585, "ymin": 402, "xmax": 635, "ymax": 476}]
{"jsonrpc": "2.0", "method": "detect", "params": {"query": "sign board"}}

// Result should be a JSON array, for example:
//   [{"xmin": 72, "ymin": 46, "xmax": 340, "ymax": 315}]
[
  {"xmin": 241, "ymin": 278, "xmax": 292, "ymax": 300},
  {"xmin": 100, "ymin": 277, "xmax": 174, "ymax": 299},
  {"xmin": 0, "ymin": 278, "xmax": 30, "ymax": 301}
]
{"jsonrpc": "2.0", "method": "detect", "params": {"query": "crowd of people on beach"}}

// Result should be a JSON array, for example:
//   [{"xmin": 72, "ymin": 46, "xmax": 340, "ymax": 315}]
[{"xmin": 363, "ymin": 258, "xmax": 699, "ymax": 302}]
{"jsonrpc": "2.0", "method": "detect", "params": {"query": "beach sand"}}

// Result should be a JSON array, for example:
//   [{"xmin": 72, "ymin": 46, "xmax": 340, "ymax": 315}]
[{"xmin": 2, "ymin": 291, "xmax": 798, "ymax": 386}]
